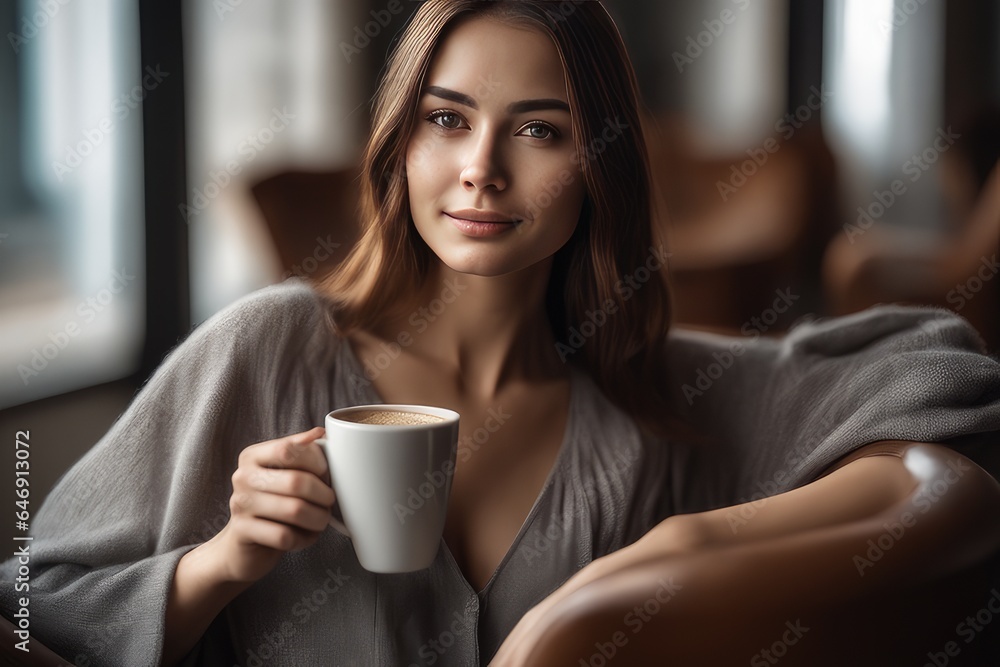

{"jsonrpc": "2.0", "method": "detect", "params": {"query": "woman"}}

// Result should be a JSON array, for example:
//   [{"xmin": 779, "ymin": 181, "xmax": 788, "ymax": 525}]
[{"xmin": 3, "ymin": 1, "xmax": 999, "ymax": 665}]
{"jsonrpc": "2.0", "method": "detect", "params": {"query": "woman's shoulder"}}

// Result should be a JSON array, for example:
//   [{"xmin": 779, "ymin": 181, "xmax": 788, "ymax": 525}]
[
  {"xmin": 160, "ymin": 279, "xmax": 343, "ymax": 378},
  {"xmin": 200, "ymin": 278, "xmax": 336, "ymax": 332}
]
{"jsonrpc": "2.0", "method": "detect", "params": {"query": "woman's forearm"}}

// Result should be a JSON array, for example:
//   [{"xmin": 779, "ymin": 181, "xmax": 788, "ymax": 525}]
[
  {"xmin": 162, "ymin": 538, "xmax": 252, "ymax": 665},
  {"xmin": 539, "ymin": 443, "xmax": 928, "ymax": 609}
]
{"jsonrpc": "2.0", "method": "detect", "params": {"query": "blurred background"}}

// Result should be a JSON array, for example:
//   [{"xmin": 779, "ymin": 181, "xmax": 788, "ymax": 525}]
[{"xmin": 0, "ymin": 0, "xmax": 998, "ymax": 546}]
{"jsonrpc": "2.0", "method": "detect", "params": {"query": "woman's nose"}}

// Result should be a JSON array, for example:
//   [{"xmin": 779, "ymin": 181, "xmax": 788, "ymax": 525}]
[{"xmin": 460, "ymin": 133, "xmax": 508, "ymax": 192}]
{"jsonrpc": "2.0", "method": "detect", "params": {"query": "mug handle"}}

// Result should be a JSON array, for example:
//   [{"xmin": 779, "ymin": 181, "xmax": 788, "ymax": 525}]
[{"xmin": 314, "ymin": 437, "xmax": 351, "ymax": 538}]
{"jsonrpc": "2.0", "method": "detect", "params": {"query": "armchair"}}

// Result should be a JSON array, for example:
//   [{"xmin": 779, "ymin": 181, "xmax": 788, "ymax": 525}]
[{"xmin": 490, "ymin": 442, "xmax": 1000, "ymax": 665}]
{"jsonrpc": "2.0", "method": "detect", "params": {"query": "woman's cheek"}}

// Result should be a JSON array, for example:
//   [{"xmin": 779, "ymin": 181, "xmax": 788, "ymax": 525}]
[
  {"xmin": 533, "ymin": 165, "xmax": 578, "ymax": 208},
  {"xmin": 412, "ymin": 142, "xmax": 454, "ymax": 182}
]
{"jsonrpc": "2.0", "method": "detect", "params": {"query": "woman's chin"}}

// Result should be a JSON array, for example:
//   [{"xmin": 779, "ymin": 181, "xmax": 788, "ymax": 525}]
[
  {"xmin": 443, "ymin": 260, "xmax": 519, "ymax": 278},
  {"xmin": 432, "ymin": 250, "xmax": 532, "ymax": 279},
  {"xmin": 418, "ymin": 230, "xmax": 558, "ymax": 279}
]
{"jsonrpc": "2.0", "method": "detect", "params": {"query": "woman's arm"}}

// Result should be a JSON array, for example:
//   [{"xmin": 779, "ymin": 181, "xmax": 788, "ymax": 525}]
[
  {"xmin": 162, "ymin": 428, "xmax": 334, "ymax": 665},
  {"xmin": 490, "ymin": 441, "xmax": 1000, "ymax": 666}
]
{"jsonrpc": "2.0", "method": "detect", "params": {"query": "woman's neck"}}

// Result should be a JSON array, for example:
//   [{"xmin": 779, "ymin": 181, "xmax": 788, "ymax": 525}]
[{"xmin": 374, "ymin": 258, "xmax": 566, "ymax": 400}]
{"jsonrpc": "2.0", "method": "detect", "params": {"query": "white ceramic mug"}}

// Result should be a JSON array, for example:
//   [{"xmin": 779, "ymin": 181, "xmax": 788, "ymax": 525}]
[{"xmin": 316, "ymin": 404, "xmax": 460, "ymax": 573}]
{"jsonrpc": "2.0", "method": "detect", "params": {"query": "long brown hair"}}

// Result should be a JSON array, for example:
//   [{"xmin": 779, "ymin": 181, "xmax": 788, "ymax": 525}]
[{"xmin": 320, "ymin": 0, "xmax": 677, "ymax": 439}]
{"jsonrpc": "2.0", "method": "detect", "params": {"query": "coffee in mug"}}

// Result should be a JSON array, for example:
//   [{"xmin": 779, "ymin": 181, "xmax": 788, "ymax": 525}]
[{"xmin": 337, "ymin": 409, "xmax": 445, "ymax": 426}]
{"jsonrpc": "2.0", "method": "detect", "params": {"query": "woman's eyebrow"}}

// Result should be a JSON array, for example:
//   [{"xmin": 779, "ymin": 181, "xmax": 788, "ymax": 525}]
[{"xmin": 422, "ymin": 86, "xmax": 570, "ymax": 114}]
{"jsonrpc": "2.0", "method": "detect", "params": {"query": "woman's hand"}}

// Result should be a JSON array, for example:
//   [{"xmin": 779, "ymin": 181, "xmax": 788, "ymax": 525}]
[
  {"xmin": 209, "ymin": 426, "xmax": 335, "ymax": 584},
  {"xmin": 163, "ymin": 427, "xmax": 333, "ymax": 665}
]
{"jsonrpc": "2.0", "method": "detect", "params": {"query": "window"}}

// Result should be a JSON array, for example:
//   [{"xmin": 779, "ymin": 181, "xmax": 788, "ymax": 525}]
[
  {"xmin": 0, "ymin": 0, "xmax": 145, "ymax": 409},
  {"xmin": 182, "ymin": 0, "xmax": 367, "ymax": 323}
]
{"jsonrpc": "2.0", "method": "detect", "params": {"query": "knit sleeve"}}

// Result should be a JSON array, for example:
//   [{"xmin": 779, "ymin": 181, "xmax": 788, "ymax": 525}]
[
  {"xmin": 0, "ymin": 280, "xmax": 336, "ymax": 666},
  {"xmin": 664, "ymin": 305, "xmax": 1000, "ymax": 514}
]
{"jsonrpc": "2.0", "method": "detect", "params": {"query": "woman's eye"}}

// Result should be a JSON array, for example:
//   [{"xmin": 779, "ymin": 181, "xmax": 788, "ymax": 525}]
[
  {"xmin": 519, "ymin": 123, "xmax": 558, "ymax": 141},
  {"xmin": 427, "ymin": 111, "xmax": 466, "ymax": 130},
  {"xmin": 425, "ymin": 111, "xmax": 557, "ymax": 141}
]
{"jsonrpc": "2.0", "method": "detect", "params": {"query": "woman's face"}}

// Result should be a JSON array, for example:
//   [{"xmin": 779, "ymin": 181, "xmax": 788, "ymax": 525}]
[{"xmin": 406, "ymin": 17, "xmax": 587, "ymax": 277}]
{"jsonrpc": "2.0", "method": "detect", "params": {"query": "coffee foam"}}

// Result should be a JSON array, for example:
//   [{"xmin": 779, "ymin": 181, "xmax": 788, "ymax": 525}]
[{"xmin": 340, "ymin": 409, "xmax": 445, "ymax": 426}]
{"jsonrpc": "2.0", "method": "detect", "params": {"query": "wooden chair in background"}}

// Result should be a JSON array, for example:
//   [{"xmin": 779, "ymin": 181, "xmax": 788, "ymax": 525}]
[
  {"xmin": 250, "ymin": 168, "xmax": 363, "ymax": 283},
  {"xmin": 823, "ymin": 163, "xmax": 1000, "ymax": 353},
  {"xmin": 645, "ymin": 114, "xmax": 839, "ymax": 334}
]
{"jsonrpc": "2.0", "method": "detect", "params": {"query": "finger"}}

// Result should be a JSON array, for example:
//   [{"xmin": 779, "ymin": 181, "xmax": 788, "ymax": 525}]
[
  {"xmin": 238, "ymin": 427, "xmax": 324, "ymax": 465},
  {"xmin": 234, "ymin": 515, "xmax": 319, "ymax": 553},
  {"xmin": 241, "ymin": 491, "xmax": 332, "ymax": 533},
  {"xmin": 240, "ymin": 468, "xmax": 335, "ymax": 508},
  {"xmin": 244, "ymin": 429, "xmax": 329, "ymax": 477}
]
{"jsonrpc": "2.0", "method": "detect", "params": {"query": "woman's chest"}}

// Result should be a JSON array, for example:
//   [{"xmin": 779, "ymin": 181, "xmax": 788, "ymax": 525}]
[{"xmin": 441, "ymin": 391, "xmax": 570, "ymax": 592}]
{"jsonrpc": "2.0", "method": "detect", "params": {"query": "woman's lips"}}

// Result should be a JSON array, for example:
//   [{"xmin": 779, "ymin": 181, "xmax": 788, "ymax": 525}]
[{"xmin": 445, "ymin": 213, "xmax": 518, "ymax": 237}]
